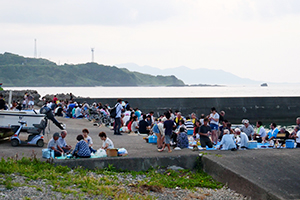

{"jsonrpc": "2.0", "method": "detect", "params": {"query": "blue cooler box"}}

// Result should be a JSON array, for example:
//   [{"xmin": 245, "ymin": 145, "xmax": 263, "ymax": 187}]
[
  {"xmin": 187, "ymin": 129, "xmax": 194, "ymax": 135},
  {"xmin": 247, "ymin": 141, "xmax": 258, "ymax": 149},
  {"xmin": 286, "ymin": 139, "xmax": 295, "ymax": 149},
  {"xmin": 148, "ymin": 135, "xmax": 157, "ymax": 144}
]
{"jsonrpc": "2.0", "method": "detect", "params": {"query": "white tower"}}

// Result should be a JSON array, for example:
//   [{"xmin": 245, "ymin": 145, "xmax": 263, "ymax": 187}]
[
  {"xmin": 91, "ymin": 48, "xmax": 94, "ymax": 62},
  {"xmin": 34, "ymin": 39, "xmax": 37, "ymax": 58}
]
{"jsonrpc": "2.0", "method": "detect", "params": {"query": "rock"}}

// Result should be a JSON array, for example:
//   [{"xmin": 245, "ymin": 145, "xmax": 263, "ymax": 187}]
[{"xmin": 167, "ymin": 165, "xmax": 184, "ymax": 171}]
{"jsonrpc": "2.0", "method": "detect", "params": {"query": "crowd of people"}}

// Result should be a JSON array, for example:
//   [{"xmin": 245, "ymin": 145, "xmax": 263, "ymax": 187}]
[{"xmin": 2, "ymin": 93, "xmax": 300, "ymax": 152}]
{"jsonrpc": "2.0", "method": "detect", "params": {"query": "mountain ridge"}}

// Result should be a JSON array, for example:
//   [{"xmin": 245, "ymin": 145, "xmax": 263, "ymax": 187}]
[
  {"xmin": 116, "ymin": 63, "xmax": 260, "ymax": 85},
  {"xmin": 0, "ymin": 52, "xmax": 184, "ymax": 87}
]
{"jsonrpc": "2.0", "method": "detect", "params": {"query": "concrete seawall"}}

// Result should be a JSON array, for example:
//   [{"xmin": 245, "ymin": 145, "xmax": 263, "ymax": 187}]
[{"xmin": 76, "ymin": 97, "xmax": 300, "ymax": 124}]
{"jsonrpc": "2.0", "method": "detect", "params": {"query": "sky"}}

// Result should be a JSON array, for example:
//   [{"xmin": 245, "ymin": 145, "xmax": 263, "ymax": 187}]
[{"xmin": 1, "ymin": 0, "xmax": 300, "ymax": 83}]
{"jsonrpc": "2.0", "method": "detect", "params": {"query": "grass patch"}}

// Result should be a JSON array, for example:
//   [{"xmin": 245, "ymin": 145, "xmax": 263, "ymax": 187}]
[{"xmin": 0, "ymin": 156, "xmax": 222, "ymax": 199}]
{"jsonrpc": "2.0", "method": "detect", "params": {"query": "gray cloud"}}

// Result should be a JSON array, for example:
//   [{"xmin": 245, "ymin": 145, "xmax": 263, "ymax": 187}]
[{"xmin": 0, "ymin": 0, "xmax": 179, "ymax": 26}]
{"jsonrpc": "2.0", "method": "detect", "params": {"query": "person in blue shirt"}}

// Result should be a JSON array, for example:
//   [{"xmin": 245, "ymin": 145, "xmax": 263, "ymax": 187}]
[
  {"xmin": 266, "ymin": 122, "xmax": 279, "ymax": 142},
  {"xmin": 72, "ymin": 134, "xmax": 91, "ymax": 158},
  {"xmin": 114, "ymin": 99, "xmax": 124, "ymax": 135}
]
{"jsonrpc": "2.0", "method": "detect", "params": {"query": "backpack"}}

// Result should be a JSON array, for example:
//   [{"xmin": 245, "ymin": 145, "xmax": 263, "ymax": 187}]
[
  {"xmin": 152, "ymin": 124, "xmax": 160, "ymax": 134},
  {"xmin": 110, "ymin": 104, "xmax": 118, "ymax": 118}
]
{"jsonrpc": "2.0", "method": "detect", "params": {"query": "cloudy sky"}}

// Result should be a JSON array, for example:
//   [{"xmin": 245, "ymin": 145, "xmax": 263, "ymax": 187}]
[{"xmin": 1, "ymin": 0, "xmax": 300, "ymax": 83}]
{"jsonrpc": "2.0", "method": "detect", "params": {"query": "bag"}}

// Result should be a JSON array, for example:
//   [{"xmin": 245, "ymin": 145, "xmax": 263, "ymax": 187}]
[
  {"xmin": 95, "ymin": 149, "xmax": 107, "ymax": 157},
  {"xmin": 42, "ymin": 148, "xmax": 54, "ymax": 159},
  {"xmin": 152, "ymin": 124, "xmax": 160, "ymax": 134},
  {"xmin": 110, "ymin": 104, "xmax": 117, "ymax": 118}
]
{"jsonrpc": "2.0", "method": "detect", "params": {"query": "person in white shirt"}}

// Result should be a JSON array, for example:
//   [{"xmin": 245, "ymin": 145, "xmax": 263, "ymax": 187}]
[
  {"xmin": 253, "ymin": 121, "xmax": 267, "ymax": 143},
  {"xmin": 82, "ymin": 128, "xmax": 96, "ymax": 153},
  {"xmin": 99, "ymin": 131, "xmax": 114, "ymax": 150},
  {"xmin": 57, "ymin": 130, "xmax": 72, "ymax": 153},
  {"xmin": 235, "ymin": 128, "xmax": 249, "ymax": 149},
  {"xmin": 218, "ymin": 129, "xmax": 236, "ymax": 150},
  {"xmin": 208, "ymin": 107, "xmax": 220, "ymax": 144}
]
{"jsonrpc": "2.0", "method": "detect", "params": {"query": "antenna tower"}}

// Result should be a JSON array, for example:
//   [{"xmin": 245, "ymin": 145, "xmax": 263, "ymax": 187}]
[
  {"xmin": 34, "ymin": 39, "xmax": 37, "ymax": 58},
  {"xmin": 91, "ymin": 48, "xmax": 94, "ymax": 62}
]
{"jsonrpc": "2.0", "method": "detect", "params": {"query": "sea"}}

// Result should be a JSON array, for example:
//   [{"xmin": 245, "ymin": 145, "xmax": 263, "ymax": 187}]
[{"xmin": 5, "ymin": 84, "xmax": 300, "ymax": 98}]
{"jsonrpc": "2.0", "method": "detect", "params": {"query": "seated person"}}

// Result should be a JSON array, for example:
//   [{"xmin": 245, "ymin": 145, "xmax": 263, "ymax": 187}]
[
  {"xmin": 193, "ymin": 120, "xmax": 201, "ymax": 140},
  {"xmin": 241, "ymin": 119, "xmax": 254, "ymax": 140},
  {"xmin": 266, "ymin": 122, "xmax": 279, "ymax": 142},
  {"xmin": 131, "ymin": 116, "xmax": 139, "ymax": 133},
  {"xmin": 253, "ymin": 121, "xmax": 267, "ymax": 143},
  {"xmin": 290, "ymin": 126, "xmax": 300, "ymax": 147},
  {"xmin": 47, "ymin": 132, "xmax": 63, "ymax": 157},
  {"xmin": 218, "ymin": 129, "xmax": 236, "ymax": 150},
  {"xmin": 235, "ymin": 128, "xmax": 249, "ymax": 148},
  {"xmin": 199, "ymin": 118, "xmax": 213, "ymax": 148},
  {"xmin": 278, "ymin": 127, "xmax": 290, "ymax": 144},
  {"xmin": 57, "ymin": 130, "xmax": 72, "ymax": 153},
  {"xmin": 99, "ymin": 132, "xmax": 114, "ymax": 150},
  {"xmin": 177, "ymin": 127, "xmax": 189, "ymax": 149},
  {"xmin": 82, "ymin": 128, "xmax": 96, "ymax": 153},
  {"xmin": 172, "ymin": 119, "xmax": 187, "ymax": 146},
  {"xmin": 184, "ymin": 117, "xmax": 194, "ymax": 129},
  {"xmin": 72, "ymin": 134, "xmax": 91, "ymax": 158},
  {"xmin": 54, "ymin": 104, "xmax": 64, "ymax": 117},
  {"xmin": 139, "ymin": 115, "xmax": 150, "ymax": 134}
]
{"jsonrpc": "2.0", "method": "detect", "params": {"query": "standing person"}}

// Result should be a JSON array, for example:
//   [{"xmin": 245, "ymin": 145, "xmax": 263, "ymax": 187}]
[
  {"xmin": 69, "ymin": 93, "xmax": 74, "ymax": 101},
  {"xmin": 27, "ymin": 94, "xmax": 34, "ymax": 110},
  {"xmin": 0, "ymin": 94, "xmax": 6, "ymax": 110},
  {"xmin": 114, "ymin": 99, "xmax": 124, "ymax": 135},
  {"xmin": 209, "ymin": 107, "xmax": 219, "ymax": 144},
  {"xmin": 241, "ymin": 119, "xmax": 255, "ymax": 140},
  {"xmin": 158, "ymin": 112, "xmax": 174, "ymax": 153},
  {"xmin": 199, "ymin": 118, "xmax": 213, "ymax": 148}
]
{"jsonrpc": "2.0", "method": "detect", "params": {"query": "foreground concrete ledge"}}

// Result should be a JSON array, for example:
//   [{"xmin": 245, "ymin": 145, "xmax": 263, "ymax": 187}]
[
  {"xmin": 53, "ymin": 154, "xmax": 201, "ymax": 171},
  {"xmin": 201, "ymin": 156, "xmax": 283, "ymax": 200}
]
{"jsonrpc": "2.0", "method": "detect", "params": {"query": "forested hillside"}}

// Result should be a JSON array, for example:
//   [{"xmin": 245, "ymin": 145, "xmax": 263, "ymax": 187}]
[{"xmin": 0, "ymin": 52, "xmax": 184, "ymax": 87}]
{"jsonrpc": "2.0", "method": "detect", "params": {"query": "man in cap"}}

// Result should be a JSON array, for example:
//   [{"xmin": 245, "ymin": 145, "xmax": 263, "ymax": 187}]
[
  {"xmin": 235, "ymin": 128, "xmax": 249, "ymax": 149},
  {"xmin": 240, "ymin": 119, "xmax": 254, "ymax": 140},
  {"xmin": 47, "ymin": 132, "xmax": 63, "ymax": 157}
]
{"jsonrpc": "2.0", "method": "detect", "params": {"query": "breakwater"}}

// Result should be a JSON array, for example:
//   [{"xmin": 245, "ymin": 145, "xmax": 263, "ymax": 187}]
[{"xmin": 76, "ymin": 97, "xmax": 300, "ymax": 124}]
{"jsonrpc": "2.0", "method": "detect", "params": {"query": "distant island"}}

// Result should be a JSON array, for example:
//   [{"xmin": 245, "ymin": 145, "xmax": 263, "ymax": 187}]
[{"xmin": 0, "ymin": 52, "xmax": 184, "ymax": 87}]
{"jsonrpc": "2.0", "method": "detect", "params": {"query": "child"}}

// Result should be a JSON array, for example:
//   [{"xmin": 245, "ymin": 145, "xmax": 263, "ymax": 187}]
[
  {"xmin": 99, "ymin": 132, "xmax": 114, "ymax": 150},
  {"xmin": 158, "ymin": 112, "xmax": 174, "ymax": 153},
  {"xmin": 82, "ymin": 128, "xmax": 96, "ymax": 153}
]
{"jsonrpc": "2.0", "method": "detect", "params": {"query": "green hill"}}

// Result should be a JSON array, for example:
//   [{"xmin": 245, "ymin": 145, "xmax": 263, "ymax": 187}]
[{"xmin": 0, "ymin": 52, "xmax": 185, "ymax": 87}]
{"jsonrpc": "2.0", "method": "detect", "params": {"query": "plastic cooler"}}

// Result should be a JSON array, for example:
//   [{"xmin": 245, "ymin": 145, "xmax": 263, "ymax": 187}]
[
  {"xmin": 148, "ymin": 135, "xmax": 157, "ymax": 143},
  {"xmin": 187, "ymin": 129, "xmax": 194, "ymax": 135},
  {"xmin": 285, "ymin": 139, "xmax": 295, "ymax": 149},
  {"xmin": 247, "ymin": 140, "xmax": 258, "ymax": 149}
]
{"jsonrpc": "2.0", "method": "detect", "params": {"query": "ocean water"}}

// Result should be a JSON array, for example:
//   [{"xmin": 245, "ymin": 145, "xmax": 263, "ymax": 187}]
[{"xmin": 5, "ymin": 84, "xmax": 300, "ymax": 98}]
